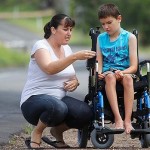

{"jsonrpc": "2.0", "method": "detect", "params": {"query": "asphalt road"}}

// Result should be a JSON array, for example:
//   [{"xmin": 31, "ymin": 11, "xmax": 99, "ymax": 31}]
[
  {"xmin": 0, "ymin": 68, "xmax": 27, "ymax": 145},
  {"xmin": 0, "ymin": 20, "xmax": 41, "ymax": 50}
]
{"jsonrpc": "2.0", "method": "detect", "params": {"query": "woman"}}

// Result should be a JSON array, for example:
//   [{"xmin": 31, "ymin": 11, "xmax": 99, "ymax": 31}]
[{"xmin": 20, "ymin": 14, "xmax": 96, "ymax": 149}]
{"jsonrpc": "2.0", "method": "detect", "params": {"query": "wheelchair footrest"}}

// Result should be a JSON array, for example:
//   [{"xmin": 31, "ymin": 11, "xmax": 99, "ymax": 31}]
[
  {"xmin": 96, "ymin": 126, "xmax": 125, "ymax": 134},
  {"xmin": 130, "ymin": 128, "xmax": 150, "ymax": 134}
]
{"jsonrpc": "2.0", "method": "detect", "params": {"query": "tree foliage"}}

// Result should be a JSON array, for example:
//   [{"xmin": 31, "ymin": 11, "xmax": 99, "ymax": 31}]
[
  {"xmin": 0, "ymin": 0, "xmax": 54, "ymax": 11},
  {"xmin": 71, "ymin": 0, "xmax": 150, "ymax": 45},
  {"xmin": 0, "ymin": 0, "xmax": 149, "ymax": 45}
]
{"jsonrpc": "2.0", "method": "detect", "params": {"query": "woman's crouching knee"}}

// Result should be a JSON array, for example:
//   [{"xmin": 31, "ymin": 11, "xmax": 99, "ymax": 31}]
[{"xmin": 40, "ymin": 101, "xmax": 68, "ymax": 127}]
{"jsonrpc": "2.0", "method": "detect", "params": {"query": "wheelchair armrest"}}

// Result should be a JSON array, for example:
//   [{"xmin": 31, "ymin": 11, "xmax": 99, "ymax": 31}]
[
  {"xmin": 139, "ymin": 60, "xmax": 150, "ymax": 78},
  {"xmin": 139, "ymin": 60, "xmax": 150, "ymax": 91},
  {"xmin": 139, "ymin": 60, "xmax": 150, "ymax": 68}
]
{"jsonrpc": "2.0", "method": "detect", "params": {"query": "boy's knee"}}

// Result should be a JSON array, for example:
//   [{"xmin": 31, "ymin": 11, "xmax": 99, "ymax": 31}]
[
  {"xmin": 105, "ymin": 74, "xmax": 116, "ymax": 84},
  {"xmin": 123, "ymin": 75, "xmax": 133, "ymax": 87}
]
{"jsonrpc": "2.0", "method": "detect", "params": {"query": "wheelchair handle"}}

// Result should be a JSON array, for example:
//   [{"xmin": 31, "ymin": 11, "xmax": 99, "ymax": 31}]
[
  {"xmin": 87, "ymin": 27, "xmax": 100, "ymax": 69},
  {"xmin": 132, "ymin": 29, "xmax": 138, "ymax": 37},
  {"xmin": 89, "ymin": 27, "xmax": 100, "ymax": 51}
]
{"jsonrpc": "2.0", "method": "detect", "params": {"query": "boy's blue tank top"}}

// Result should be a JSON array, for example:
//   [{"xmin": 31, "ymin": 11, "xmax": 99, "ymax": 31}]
[{"xmin": 98, "ymin": 28, "xmax": 130, "ymax": 72}]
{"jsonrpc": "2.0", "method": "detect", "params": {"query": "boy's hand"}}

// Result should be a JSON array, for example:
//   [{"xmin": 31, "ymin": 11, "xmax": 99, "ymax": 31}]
[
  {"xmin": 115, "ymin": 70, "xmax": 124, "ymax": 80},
  {"xmin": 98, "ymin": 73, "xmax": 105, "ymax": 80}
]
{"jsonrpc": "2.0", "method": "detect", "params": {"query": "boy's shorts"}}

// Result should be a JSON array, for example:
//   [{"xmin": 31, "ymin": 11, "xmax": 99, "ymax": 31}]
[{"xmin": 103, "ymin": 68, "xmax": 139, "ymax": 81}]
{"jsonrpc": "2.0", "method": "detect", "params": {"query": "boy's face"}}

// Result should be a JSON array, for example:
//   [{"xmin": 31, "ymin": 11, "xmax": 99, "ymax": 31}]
[{"xmin": 99, "ymin": 15, "xmax": 121, "ymax": 36}]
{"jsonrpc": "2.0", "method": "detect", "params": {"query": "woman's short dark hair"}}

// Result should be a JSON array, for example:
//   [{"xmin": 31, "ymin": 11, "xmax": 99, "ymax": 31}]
[
  {"xmin": 98, "ymin": 3, "xmax": 121, "ymax": 19},
  {"xmin": 44, "ymin": 14, "xmax": 75, "ymax": 39}
]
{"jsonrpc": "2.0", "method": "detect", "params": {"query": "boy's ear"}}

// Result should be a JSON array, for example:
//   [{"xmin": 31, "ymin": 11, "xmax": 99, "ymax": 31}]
[{"xmin": 117, "ymin": 15, "xmax": 122, "ymax": 23}]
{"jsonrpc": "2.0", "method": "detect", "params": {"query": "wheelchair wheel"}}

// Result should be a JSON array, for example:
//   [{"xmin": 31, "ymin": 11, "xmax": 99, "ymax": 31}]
[
  {"xmin": 140, "ymin": 121, "xmax": 150, "ymax": 148},
  {"xmin": 78, "ymin": 125, "xmax": 89, "ymax": 148},
  {"xmin": 91, "ymin": 128, "xmax": 114, "ymax": 149}
]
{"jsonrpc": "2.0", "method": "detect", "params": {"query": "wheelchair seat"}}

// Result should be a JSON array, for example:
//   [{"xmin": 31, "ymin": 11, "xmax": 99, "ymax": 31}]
[{"xmin": 98, "ymin": 74, "xmax": 148, "ymax": 93}]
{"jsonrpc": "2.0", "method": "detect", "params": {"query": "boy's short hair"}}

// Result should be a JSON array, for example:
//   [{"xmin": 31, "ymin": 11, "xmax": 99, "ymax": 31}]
[{"xmin": 98, "ymin": 3, "xmax": 121, "ymax": 19}]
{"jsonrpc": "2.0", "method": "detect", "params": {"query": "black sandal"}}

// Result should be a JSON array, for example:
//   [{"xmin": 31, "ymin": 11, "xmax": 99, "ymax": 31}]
[
  {"xmin": 42, "ymin": 136, "xmax": 70, "ymax": 148},
  {"xmin": 25, "ymin": 138, "xmax": 44, "ymax": 149}
]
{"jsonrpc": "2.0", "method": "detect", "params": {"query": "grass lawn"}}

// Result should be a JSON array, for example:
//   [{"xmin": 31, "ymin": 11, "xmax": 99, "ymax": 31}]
[{"xmin": 0, "ymin": 44, "xmax": 29, "ymax": 68}]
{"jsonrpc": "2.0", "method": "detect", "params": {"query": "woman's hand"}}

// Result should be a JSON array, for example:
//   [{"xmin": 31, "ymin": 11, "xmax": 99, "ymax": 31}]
[
  {"xmin": 74, "ymin": 50, "xmax": 96, "ymax": 60},
  {"xmin": 64, "ymin": 79, "xmax": 79, "ymax": 92}
]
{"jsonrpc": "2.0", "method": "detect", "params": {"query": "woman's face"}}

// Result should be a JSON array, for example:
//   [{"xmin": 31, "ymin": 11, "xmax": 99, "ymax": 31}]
[{"xmin": 53, "ymin": 19, "xmax": 73, "ymax": 45}]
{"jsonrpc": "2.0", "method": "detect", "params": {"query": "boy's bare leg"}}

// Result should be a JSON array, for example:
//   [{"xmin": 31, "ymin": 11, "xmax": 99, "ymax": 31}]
[
  {"xmin": 105, "ymin": 74, "xmax": 124, "ymax": 129},
  {"xmin": 123, "ymin": 75, "xmax": 134, "ymax": 134}
]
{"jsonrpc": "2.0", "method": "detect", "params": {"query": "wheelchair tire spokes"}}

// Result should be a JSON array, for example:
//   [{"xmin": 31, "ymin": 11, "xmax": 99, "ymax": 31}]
[{"xmin": 91, "ymin": 128, "xmax": 114, "ymax": 149}]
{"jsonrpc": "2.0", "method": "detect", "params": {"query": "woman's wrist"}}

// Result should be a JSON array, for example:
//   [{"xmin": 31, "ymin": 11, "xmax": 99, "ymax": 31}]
[{"xmin": 72, "ymin": 53, "xmax": 78, "ymax": 61}]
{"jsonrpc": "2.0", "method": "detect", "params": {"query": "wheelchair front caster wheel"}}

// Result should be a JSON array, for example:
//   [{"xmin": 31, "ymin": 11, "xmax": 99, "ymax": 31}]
[{"xmin": 91, "ymin": 128, "xmax": 114, "ymax": 149}]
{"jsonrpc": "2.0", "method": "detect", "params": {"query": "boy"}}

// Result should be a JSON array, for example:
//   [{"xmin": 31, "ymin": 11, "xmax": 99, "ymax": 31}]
[{"xmin": 96, "ymin": 3, "xmax": 137, "ymax": 134}]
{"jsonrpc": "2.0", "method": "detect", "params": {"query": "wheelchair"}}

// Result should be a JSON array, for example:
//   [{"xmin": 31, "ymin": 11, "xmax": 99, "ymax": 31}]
[{"xmin": 78, "ymin": 27, "xmax": 150, "ymax": 149}]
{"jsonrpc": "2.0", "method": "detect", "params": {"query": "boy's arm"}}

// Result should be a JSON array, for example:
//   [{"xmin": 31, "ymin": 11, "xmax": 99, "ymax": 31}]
[{"xmin": 122, "ymin": 33, "xmax": 138, "ymax": 74}]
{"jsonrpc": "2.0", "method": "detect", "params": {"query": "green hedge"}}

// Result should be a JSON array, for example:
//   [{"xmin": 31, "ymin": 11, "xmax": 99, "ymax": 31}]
[{"xmin": 0, "ymin": 44, "xmax": 29, "ymax": 67}]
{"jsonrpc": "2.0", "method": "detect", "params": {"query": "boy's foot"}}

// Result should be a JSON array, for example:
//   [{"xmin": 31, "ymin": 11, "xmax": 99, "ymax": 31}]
[
  {"xmin": 114, "ymin": 121, "xmax": 124, "ymax": 129},
  {"xmin": 124, "ymin": 122, "xmax": 134, "ymax": 134}
]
